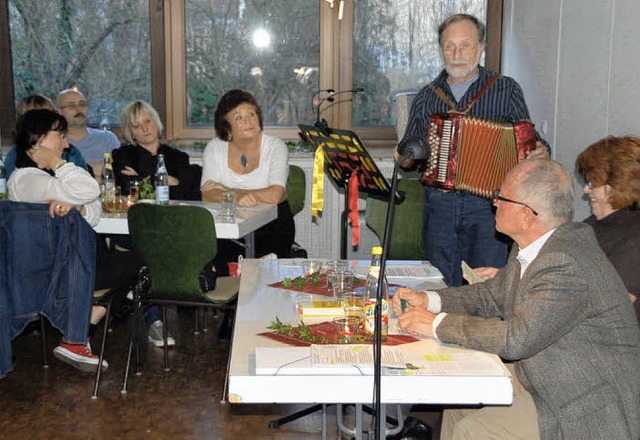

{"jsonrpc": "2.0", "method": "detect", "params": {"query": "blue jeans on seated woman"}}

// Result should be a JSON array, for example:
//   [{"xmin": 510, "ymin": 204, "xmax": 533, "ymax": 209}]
[{"xmin": 423, "ymin": 187, "xmax": 510, "ymax": 286}]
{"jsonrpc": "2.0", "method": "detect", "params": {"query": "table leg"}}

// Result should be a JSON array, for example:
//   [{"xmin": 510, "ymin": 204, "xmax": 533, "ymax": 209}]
[{"xmin": 245, "ymin": 232, "xmax": 255, "ymax": 258}]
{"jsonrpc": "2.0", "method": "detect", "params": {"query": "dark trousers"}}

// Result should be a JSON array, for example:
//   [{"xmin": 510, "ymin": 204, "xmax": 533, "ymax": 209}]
[
  {"xmin": 214, "ymin": 200, "xmax": 295, "ymax": 275},
  {"xmin": 423, "ymin": 188, "xmax": 510, "ymax": 286}
]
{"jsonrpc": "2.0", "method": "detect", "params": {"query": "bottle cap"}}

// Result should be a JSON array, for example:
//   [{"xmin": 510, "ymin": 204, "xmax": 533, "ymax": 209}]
[{"xmin": 371, "ymin": 246, "xmax": 383, "ymax": 255}]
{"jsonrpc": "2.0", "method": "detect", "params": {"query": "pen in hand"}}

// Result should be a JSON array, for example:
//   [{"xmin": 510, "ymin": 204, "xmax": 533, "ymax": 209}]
[{"xmin": 401, "ymin": 299, "xmax": 407, "ymax": 313}]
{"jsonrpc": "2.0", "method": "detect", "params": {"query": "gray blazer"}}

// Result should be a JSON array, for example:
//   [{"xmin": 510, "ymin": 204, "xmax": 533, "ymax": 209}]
[{"xmin": 436, "ymin": 222, "xmax": 640, "ymax": 440}]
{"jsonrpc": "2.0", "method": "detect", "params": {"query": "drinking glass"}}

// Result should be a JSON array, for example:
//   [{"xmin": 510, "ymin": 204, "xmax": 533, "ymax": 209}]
[
  {"xmin": 333, "ymin": 316, "xmax": 361, "ymax": 343},
  {"xmin": 301, "ymin": 260, "xmax": 323, "ymax": 276},
  {"xmin": 324, "ymin": 260, "xmax": 348, "ymax": 287},
  {"xmin": 341, "ymin": 290, "xmax": 365, "ymax": 324},
  {"xmin": 129, "ymin": 180, "xmax": 140, "ymax": 204},
  {"xmin": 332, "ymin": 269, "xmax": 355, "ymax": 299},
  {"xmin": 220, "ymin": 190, "xmax": 236, "ymax": 223}
]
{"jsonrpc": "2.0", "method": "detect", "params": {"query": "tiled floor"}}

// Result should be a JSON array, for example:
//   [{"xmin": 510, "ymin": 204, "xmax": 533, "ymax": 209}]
[{"xmin": 0, "ymin": 308, "xmax": 441, "ymax": 439}]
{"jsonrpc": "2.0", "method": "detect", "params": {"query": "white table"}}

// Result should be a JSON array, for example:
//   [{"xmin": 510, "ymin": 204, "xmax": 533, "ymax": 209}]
[
  {"xmin": 227, "ymin": 259, "xmax": 513, "ymax": 436},
  {"xmin": 95, "ymin": 200, "xmax": 277, "ymax": 258}
]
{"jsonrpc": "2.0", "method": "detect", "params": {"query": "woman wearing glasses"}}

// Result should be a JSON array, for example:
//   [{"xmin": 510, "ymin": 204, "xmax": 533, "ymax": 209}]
[
  {"xmin": 576, "ymin": 135, "xmax": 640, "ymax": 323},
  {"xmin": 8, "ymin": 108, "xmax": 107, "ymax": 370}
]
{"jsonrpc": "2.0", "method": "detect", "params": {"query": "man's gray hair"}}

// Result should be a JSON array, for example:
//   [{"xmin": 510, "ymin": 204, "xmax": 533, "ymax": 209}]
[
  {"xmin": 438, "ymin": 14, "xmax": 486, "ymax": 46},
  {"xmin": 516, "ymin": 159, "xmax": 574, "ymax": 227}
]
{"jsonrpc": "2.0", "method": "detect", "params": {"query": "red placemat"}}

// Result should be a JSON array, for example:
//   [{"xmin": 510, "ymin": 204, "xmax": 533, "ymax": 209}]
[
  {"xmin": 268, "ymin": 274, "xmax": 364, "ymax": 298},
  {"xmin": 258, "ymin": 320, "xmax": 419, "ymax": 347}
]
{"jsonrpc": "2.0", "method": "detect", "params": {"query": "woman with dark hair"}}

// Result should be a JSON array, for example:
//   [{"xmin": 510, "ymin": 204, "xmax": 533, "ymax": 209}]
[
  {"xmin": 200, "ymin": 89, "xmax": 295, "ymax": 264},
  {"xmin": 8, "ymin": 108, "xmax": 106, "ymax": 370},
  {"xmin": 11, "ymin": 109, "xmax": 102, "ymax": 224},
  {"xmin": 576, "ymin": 135, "xmax": 640, "ymax": 323},
  {"xmin": 4, "ymin": 93, "xmax": 89, "ymax": 178}
]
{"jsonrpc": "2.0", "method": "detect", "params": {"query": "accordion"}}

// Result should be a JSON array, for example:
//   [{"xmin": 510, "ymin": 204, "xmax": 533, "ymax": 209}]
[{"xmin": 423, "ymin": 113, "xmax": 536, "ymax": 198}]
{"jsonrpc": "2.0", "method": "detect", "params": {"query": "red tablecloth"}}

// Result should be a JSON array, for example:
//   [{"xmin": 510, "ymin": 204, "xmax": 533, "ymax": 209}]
[{"xmin": 258, "ymin": 320, "xmax": 419, "ymax": 347}]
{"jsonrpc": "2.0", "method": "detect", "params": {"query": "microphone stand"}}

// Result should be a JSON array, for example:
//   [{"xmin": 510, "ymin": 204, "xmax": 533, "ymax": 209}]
[
  {"xmin": 372, "ymin": 136, "xmax": 429, "ymax": 439},
  {"xmin": 312, "ymin": 88, "xmax": 365, "ymax": 136}
]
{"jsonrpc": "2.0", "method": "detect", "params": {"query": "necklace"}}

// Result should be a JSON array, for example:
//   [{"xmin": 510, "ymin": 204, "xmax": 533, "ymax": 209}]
[{"xmin": 241, "ymin": 154, "xmax": 248, "ymax": 167}]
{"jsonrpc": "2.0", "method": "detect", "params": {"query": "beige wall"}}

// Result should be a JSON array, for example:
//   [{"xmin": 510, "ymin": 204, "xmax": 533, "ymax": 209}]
[{"xmin": 502, "ymin": 0, "xmax": 640, "ymax": 221}]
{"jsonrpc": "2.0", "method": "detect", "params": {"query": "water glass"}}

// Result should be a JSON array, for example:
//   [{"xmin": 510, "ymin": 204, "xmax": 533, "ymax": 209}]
[
  {"xmin": 324, "ymin": 260, "xmax": 348, "ymax": 287},
  {"xmin": 332, "ymin": 269, "xmax": 355, "ymax": 299},
  {"xmin": 220, "ymin": 190, "xmax": 236, "ymax": 223}
]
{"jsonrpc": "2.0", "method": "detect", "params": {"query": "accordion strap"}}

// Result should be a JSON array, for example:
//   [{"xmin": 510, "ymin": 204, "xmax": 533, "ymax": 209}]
[{"xmin": 429, "ymin": 74, "xmax": 500, "ymax": 114}]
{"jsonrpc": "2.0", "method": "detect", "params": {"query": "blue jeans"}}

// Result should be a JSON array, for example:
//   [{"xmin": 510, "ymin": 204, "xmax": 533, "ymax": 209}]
[
  {"xmin": 0, "ymin": 202, "xmax": 95, "ymax": 378},
  {"xmin": 423, "ymin": 188, "xmax": 510, "ymax": 286}
]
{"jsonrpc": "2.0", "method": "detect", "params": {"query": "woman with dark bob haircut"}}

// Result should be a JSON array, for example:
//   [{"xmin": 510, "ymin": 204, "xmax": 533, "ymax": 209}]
[
  {"xmin": 201, "ymin": 89, "xmax": 294, "ymax": 267},
  {"xmin": 8, "ymin": 108, "xmax": 109, "ymax": 370},
  {"xmin": 576, "ymin": 135, "xmax": 640, "ymax": 323}
]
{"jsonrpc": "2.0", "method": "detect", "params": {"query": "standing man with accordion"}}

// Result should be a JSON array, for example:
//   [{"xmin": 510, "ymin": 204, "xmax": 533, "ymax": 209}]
[{"xmin": 399, "ymin": 13, "xmax": 549, "ymax": 286}]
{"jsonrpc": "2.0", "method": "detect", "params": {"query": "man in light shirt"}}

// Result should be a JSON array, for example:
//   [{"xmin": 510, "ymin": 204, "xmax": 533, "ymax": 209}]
[
  {"xmin": 393, "ymin": 159, "xmax": 640, "ymax": 440},
  {"xmin": 57, "ymin": 87, "xmax": 120, "ymax": 178}
]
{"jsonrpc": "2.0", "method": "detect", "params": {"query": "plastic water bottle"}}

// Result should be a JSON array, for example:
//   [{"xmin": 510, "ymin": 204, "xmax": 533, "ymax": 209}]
[
  {"xmin": 155, "ymin": 153, "xmax": 169, "ymax": 205},
  {"xmin": 363, "ymin": 246, "xmax": 389, "ymax": 341},
  {"xmin": 0, "ymin": 151, "xmax": 7, "ymax": 200},
  {"xmin": 101, "ymin": 153, "xmax": 115, "ymax": 205}
]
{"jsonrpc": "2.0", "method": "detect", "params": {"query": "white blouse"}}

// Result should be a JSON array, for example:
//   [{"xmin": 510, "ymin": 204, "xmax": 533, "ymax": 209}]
[
  {"xmin": 8, "ymin": 163, "xmax": 102, "ymax": 227},
  {"xmin": 200, "ymin": 133, "xmax": 289, "ymax": 190}
]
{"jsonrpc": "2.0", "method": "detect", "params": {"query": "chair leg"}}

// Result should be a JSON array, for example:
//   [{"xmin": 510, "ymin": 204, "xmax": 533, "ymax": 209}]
[
  {"xmin": 194, "ymin": 308, "xmax": 200, "ymax": 335},
  {"xmin": 162, "ymin": 306, "xmax": 170, "ymax": 372},
  {"xmin": 40, "ymin": 315, "xmax": 49, "ymax": 369},
  {"xmin": 92, "ymin": 300, "xmax": 112, "ymax": 399},
  {"xmin": 203, "ymin": 308, "xmax": 209, "ymax": 332}
]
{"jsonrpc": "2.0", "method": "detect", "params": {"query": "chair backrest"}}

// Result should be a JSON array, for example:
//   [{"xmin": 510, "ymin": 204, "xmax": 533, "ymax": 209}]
[
  {"xmin": 393, "ymin": 90, "xmax": 418, "ymax": 142},
  {"xmin": 286, "ymin": 165, "xmax": 306, "ymax": 216},
  {"xmin": 365, "ymin": 179, "xmax": 423, "ymax": 260},
  {"xmin": 127, "ymin": 203, "xmax": 216, "ymax": 303}
]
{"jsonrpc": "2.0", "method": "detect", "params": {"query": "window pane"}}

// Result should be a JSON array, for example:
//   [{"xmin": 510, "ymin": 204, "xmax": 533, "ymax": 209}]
[
  {"xmin": 185, "ymin": 0, "xmax": 320, "ymax": 127},
  {"xmin": 353, "ymin": 1, "xmax": 487, "ymax": 127},
  {"xmin": 8, "ymin": 0, "xmax": 150, "ymax": 127}
]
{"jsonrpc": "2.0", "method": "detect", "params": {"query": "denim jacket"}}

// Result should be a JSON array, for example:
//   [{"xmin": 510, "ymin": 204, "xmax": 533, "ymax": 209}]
[{"xmin": 0, "ymin": 201, "xmax": 96, "ymax": 378}]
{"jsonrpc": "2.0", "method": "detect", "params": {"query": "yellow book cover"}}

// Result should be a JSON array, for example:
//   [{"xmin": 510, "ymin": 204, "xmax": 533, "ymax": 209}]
[{"xmin": 297, "ymin": 300, "xmax": 344, "ymax": 317}]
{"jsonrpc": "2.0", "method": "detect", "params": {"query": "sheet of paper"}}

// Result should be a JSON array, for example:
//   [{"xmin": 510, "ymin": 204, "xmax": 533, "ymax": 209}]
[
  {"xmin": 311, "ymin": 344, "xmax": 406, "ymax": 369},
  {"xmin": 351, "ymin": 261, "xmax": 443, "ymax": 281},
  {"xmin": 461, "ymin": 260, "xmax": 484, "ymax": 285},
  {"xmin": 396, "ymin": 348, "xmax": 507, "ymax": 376}
]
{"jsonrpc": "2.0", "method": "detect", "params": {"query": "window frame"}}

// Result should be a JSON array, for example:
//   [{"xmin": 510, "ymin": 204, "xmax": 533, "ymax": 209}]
[{"xmin": 0, "ymin": 0, "xmax": 502, "ymax": 147}]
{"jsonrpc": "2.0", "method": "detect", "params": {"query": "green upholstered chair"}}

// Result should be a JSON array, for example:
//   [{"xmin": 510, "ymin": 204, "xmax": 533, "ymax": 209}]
[
  {"xmin": 365, "ymin": 179, "xmax": 424, "ymax": 260},
  {"xmin": 286, "ymin": 164, "xmax": 306, "ymax": 217},
  {"xmin": 124, "ymin": 203, "xmax": 239, "ymax": 381},
  {"xmin": 286, "ymin": 164, "xmax": 307, "ymax": 258}
]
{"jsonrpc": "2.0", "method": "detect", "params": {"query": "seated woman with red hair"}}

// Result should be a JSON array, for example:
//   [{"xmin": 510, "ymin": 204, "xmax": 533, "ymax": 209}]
[{"xmin": 576, "ymin": 135, "xmax": 640, "ymax": 324}]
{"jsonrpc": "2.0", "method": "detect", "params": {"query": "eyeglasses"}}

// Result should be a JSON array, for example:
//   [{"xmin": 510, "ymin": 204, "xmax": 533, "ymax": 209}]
[
  {"xmin": 59, "ymin": 102, "xmax": 87, "ymax": 110},
  {"xmin": 585, "ymin": 181, "xmax": 594, "ymax": 190},
  {"xmin": 492, "ymin": 189, "xmax": 538, "ymax": 216},
  {"xmin": 441, "ymin": 42, "xmax": 480, "ymax": 55},
  {"xmin": 48, "ymin": 129, "xmax": 67, "ymax": 140}
]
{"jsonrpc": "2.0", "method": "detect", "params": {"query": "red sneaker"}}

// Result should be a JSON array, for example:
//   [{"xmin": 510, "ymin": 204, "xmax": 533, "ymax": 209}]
[{"xmin": 53, "ymin": 342, "xmax": 109, "ymax": 372}]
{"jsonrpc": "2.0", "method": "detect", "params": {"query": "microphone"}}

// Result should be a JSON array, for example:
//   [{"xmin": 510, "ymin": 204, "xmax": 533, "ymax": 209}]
[
  {"xmin": 325, "ymin": 87, "xmax": 365, "ymax": 102},
  {"xmin": 312, "ymin": 89, "xmax": 335, "ymax": 136},
  {"xmin": 396, "ymin": 135, "xmax": 430, "ymax": 163}
]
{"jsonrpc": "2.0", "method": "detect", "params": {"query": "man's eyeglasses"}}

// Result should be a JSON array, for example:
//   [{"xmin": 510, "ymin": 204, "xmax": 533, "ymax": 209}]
[
  {"xmin": 441, "ymin": 42, "xmax": 479, "ymax": 55},
  {"xmin": 59, "ymin": 102, "xmax": 87, "ymax": 110},
  {"xmin": 492, "ymin": 189, "xmax": 538, "ymax": 216}
]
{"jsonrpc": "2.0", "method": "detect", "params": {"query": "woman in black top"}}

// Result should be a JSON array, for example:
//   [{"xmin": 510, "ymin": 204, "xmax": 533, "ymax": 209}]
[{"xmin": 114, "ymin": 100, "xmax": 201, "ymax": 201}]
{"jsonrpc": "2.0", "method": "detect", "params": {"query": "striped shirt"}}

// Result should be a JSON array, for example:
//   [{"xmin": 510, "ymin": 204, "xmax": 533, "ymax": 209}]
[{"xmin": 404, "ymin": 65, "xmax": 536, "ymax": 141}]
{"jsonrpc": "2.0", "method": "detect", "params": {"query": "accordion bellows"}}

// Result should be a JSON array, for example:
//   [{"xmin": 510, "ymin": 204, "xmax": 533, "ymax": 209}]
[{"xmin": 423, "ymin": 113, "xmax": 536, "ymax": 198}]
